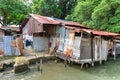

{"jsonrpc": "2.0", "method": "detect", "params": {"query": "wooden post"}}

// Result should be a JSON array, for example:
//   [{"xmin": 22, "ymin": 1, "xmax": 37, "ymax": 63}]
[
  {"xmin": 79, "ymin": 30, "xmax": 83, "ymax": 69},
  {"xmin": 113, "ymin": 41, "xmax": 116, "ymax": 60},
  {"xmin": 40, "ymin": 59, "xmax": 43, "ymax": 73},
  {"xmin": 79, "ymin": 31, "xmax": 83, "ymax": 58},
  {"xmin": 81, "ymin": 63, "xmax": 84, "ymax": 69},
  {"xmin": 63, "ymin": 28, "xmax": 67, "ymax": 67},
  {"xmin": 100, "ymin": 37, "xmax": 102, "ymax": 64},
  {"xmin": 94, "ymin": 37, "xmax": 97, "ymax": 61},
  {"xmin": 91, "ymin": 32, "xmax": 94, "ymax": 66},
  {"xmin": 63, "ymin": 28, "xmax": 66, "ymax": 51}
]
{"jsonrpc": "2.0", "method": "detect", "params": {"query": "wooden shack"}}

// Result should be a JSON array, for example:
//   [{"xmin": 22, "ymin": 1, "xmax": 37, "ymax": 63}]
[
  {"xmin": 21, "ymin": 14, "xmax": 120, "ymax": 69},
  {"xmin": 0, "ymin": 26, "xmax": 21, "ymax": 56},
  {"xmin": 21, "ymin": 14, "xmax": 90, "ymax": 56},
  {"xmin": 56, "ymin": 26, "xmax": 120, "ymax": 68},
  {"xmin": 21, "ymin": 14, "xmax": 60, "ymax": 53}
]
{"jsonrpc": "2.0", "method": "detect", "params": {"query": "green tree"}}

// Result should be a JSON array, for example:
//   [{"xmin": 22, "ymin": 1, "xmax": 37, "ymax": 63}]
[
  {"xmin": 66, "ymin": 0, "xmax": 120, "ymax": 32},
  {"xmin": 32, "ymin": 0, "xmax": 77, "ymax": 19},
  {"xmin": 0, "ymin": 0, "xmax": 31, "ymax": 26},
  {"xmin": 66, "ymin": 0, "xmax": 101, "ymax": 26},
  {"xmin": 58, "ymin": 0, "xmax": 77, "ymax": 19},
  {"xmin": 32, "ymin": 0, "xmax": 62, "ymax": 18},
  {"xmin": 92, "ymin": 0, "xmax": 120, "ymax": 32}
]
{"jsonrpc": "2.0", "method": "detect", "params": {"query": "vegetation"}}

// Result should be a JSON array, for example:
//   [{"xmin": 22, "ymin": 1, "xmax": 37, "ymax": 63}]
[
  {"xmin": 32, "ymin": 0, "xmax": 62, "ymax": 18},
  {"xmin": 0, "ymin": 0, "xmax": 31, "ymax": 26},
  {"xmin": 66, "ymin": 0, "xmax": 120, "ymax": 32},
  {"xmin": 32, "ymin": 0, "xmax": 77, "ymax": 19},
  {"xmin": 15, "ymin": 57, "xmax": 29, "ymax": 65},
  {"xmin": 0, "ymin": 0, "xmax": 120, "ymax": 32},
  {"xmin": 0, "ymin": 56, "xmax": 16, "ymax": 61}
]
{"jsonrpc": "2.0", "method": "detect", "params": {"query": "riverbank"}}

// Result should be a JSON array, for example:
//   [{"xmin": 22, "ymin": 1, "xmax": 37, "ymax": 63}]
[
  {"xmin": 0, "ymin": 51, "xmax": 56, "ymax": 72},
  {"xmin": 0, "ymin": 56, "xmax": 120, "ymax": 80}
]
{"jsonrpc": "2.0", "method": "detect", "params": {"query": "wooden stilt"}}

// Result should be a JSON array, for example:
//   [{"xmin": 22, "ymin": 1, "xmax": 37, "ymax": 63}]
[
  {"xmin": 113, "ymin": 41, "xmax": 116, "ymax": 60},
  {"xmin": 36, "ymin": 62, "xmax": 40, "ymax": 71},
  {"xmin": 92, "ymin": 62, "xmax": 94, "ymax": 67},
  {"xmin": 64, "ymin": 59, "xmax": 67, "ymax": 67},
  {"xmin": 70, "ymin": 61, "xmax": 73, "ymax": 66},
  {"xmin": 40, "ymin": 59, "xmax": 43, "ymax": 73},
  {"xmin": 86, "ymin": 64, "xmax": 88, "ymax": 68},
  {"xmin": 100, "ymin": 60, "xmax": 102, "ymax": 64},
  {"xmin": 81, "ymin": 63, "xmax": 84, "ymax": 69}
]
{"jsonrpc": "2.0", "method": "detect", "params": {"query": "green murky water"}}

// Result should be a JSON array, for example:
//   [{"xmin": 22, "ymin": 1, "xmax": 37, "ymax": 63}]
[{"xmin": 1, "ymin": 57, "xmax": 120, "ymax": 80}]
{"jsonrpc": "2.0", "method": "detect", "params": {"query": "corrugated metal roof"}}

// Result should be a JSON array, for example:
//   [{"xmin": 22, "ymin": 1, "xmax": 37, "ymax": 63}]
[
  {"xmin": 30, "ymin": 14, "xmax": 60, "ymax": 25},
  {"xmin": 21, "ymin": 14, "xmax": 89, "ymax": 32},
  {"xmin": 65, "ymin": 26, "xmax": 119, "ymax": 37},
  {"xmin": 30, "ymin": 14, "xmax": 89, "ymax": 28},
  {"xmin": 20, "ymin": 18, "xmax": 29, "ymax": 28},
  {"xmin": 82, "ymin": 29, "xmax": 119, "ymax": 36},
  {"xmin": 1, "ymin": 26, "xmax": 20, "ymax": 32},
  {"xmin": 58, "ymin": 20, "xmax": 88, "ymax": 28}
]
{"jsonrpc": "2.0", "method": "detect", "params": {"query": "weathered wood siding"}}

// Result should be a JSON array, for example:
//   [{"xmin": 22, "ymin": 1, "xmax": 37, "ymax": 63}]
[
  {"xmin": 80, "ymin": 38, "xmax": 91, "ymax": 59},
  {"xmin": 72, "ymin": 36, "xmax": 81, "ymax": 58}
]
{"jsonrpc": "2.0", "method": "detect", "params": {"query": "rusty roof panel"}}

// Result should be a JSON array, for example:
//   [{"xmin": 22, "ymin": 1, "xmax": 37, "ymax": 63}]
[
  {"xmin": 65, "ymin": 26, "xmax": 119, "ymax": 37},
  {"xmin": 1, "ymin": 26, "xmax": 20, "ymax": 32},
  {"xmin": 82, "ymin": 29, "xmax": 119, "ymax": 36},
  {"xmin": 57, "ymin": 20, "xmax": 88, "ymax": 28},
  {"xmin": 30, "ymin": 14, "xmax": 60, "ymax": 25}
]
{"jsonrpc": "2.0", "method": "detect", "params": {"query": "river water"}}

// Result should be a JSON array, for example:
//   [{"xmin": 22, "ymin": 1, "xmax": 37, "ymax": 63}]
[{"xmin": 0, "ymin": 57, "xmax": 120, "ymax": 80}]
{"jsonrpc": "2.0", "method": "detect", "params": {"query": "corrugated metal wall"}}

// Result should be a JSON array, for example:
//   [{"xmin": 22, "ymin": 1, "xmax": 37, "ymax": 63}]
[
  {"xmin": 94, "ymin": 37, "xmax": 108, "ymax": 61},
  {"xmin": 72, "ymin": 37, "xmax": 81, "ymax": 58},
  {"xmin": 116, "ymin": 43, "xmax": 120, "ymax": 54},
  {"xmin": 58, "ymin": 27, "xmax": 66, "ymax": 51},
  {"xmin": 0, "ymin": 36, "xmax": 4, "ymax": 55},
  {"xmin": 33, "ymin": 37, "xmax": 48, "ymax": 52},
  {"xmin": 4, "ymin": 36, "xmax": 12, "ymax": 55},
  {"xmin": 101, "ymin": 39, "xmax": 108, "ymax": 60},
  {"xmin": 57, "ymin": 27, "xmax": 70, "ymax": 51}
]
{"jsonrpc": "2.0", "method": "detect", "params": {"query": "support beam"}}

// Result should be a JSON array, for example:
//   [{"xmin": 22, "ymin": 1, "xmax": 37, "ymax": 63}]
[
  {"xmin": 79, "ymin": 31, "xmax": 83, "ymax": 58},
  {"xmin": 90, "ymin": 32, "xmax": 94, "ymax": 67},
  {"xmin": 81, "ymin": 63, "xmax": 84, "ymax": 69},
  {"xmin": 63, "ymin": 28, "xmax": 66, "ymax": 51},
  {"xmin": 100, "ymin": 37, "xmax": 102, "ymax": 64},
  {"xmin": 113, "ymin": 41, "xmax": 116, "ymax": 60}
]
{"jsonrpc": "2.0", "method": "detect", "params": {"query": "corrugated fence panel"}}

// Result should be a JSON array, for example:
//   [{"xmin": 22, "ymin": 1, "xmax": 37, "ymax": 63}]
[
  {"xmin": 58, "ymin": 27, "xmax": 65, "ymax": 51},
  {"xmin": 4, "ymin": 36, "xmax": 12, "ymax": 55},
  {"xmin": 0, "ymin": 36, "xmax": 4, "ymax": 55},
  {"xmin": 33, "ymin": 37, "xmax": 48, "ymax": 52},
  {"xmin": 101, "ymin": 40, "xmax": 108, "ymax": 60},
  {"xmin": 72, "ymin": 37, "xmax": 81, "ymax": 58},
  {"xmin": 116, "ymin": 44, "xmax": 120, "ymax": 54}
]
